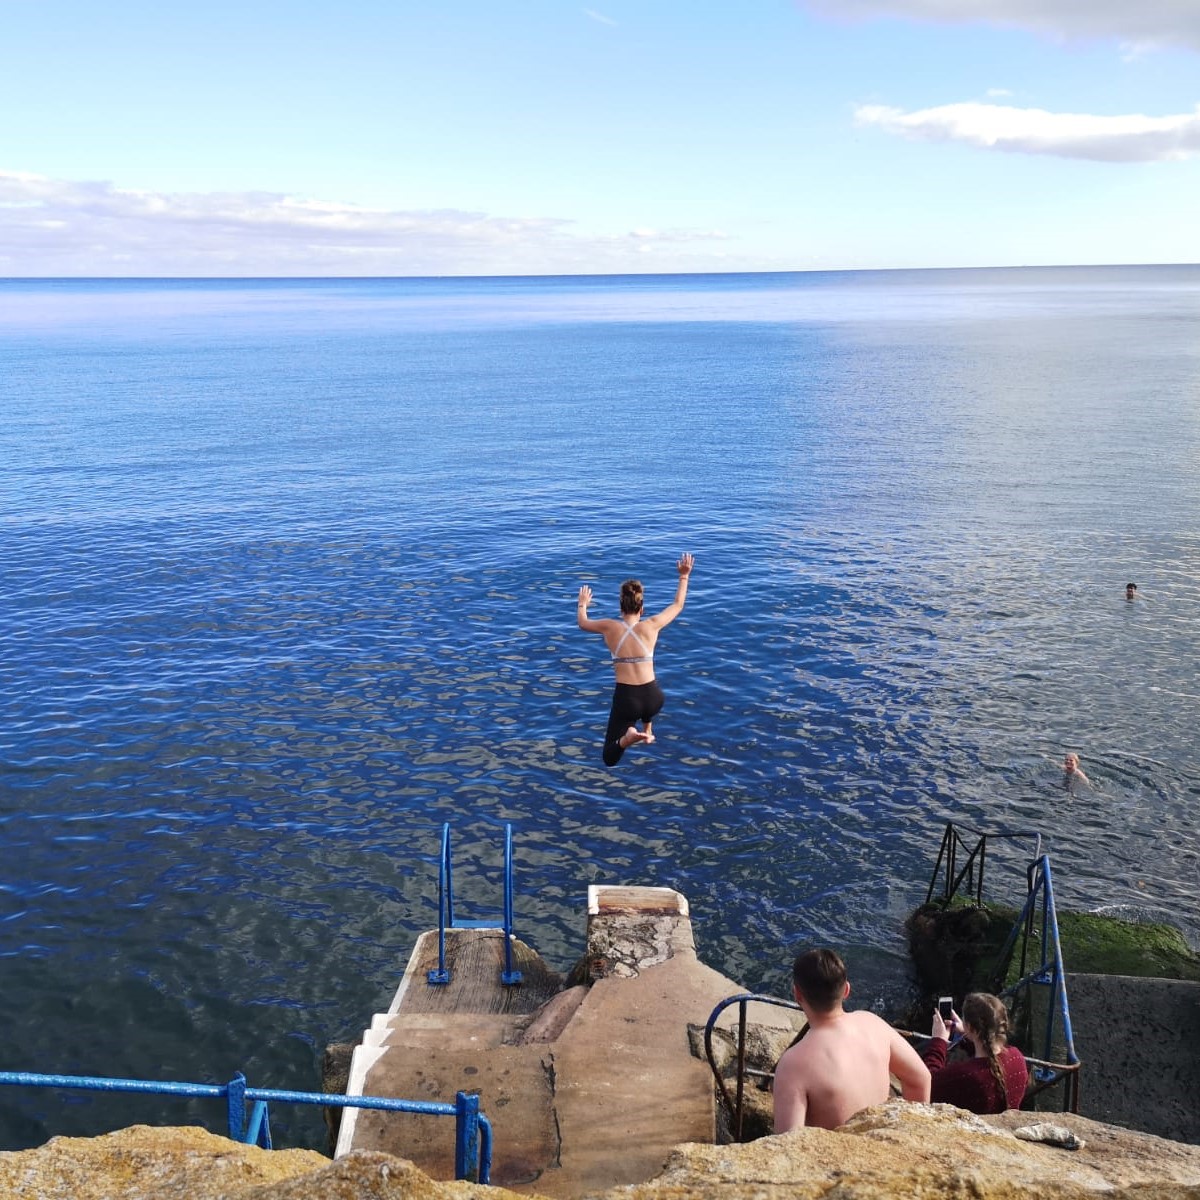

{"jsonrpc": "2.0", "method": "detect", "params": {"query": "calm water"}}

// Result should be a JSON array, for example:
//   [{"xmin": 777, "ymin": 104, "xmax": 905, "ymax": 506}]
[{"xmin": 2, "ymin": 267, "xmax": 1199, "ymax": 1148}]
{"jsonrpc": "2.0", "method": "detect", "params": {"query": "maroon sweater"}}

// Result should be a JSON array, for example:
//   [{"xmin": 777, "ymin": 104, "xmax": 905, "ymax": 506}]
[{"xmin": 922, "ymin": 1038, "xmax": 1028, "ymax": 1114}]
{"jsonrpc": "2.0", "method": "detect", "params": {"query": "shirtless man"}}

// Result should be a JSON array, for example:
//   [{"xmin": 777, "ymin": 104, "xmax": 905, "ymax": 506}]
[{"xmin": 774, "ymin": 948, "xmax": 931, "ymax": 1133}]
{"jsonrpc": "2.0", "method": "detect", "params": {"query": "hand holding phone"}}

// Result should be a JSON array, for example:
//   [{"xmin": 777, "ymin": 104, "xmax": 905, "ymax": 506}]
[{"xmin": 931, "ymin": 996, "xmax": 955, "ymax": 1040}]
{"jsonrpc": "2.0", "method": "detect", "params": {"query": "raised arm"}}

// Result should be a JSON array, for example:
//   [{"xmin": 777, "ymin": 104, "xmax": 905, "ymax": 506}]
[
  {"xmin": 889, "ymin": 1028, "xmax": 932, "ymax": 1103},
  {"xmin": 577, "ymin": 585, "xmax": 610, "ymax": 633},
  {"xmin": 645, "ymin": 552, "xmax": 694, "ymax": 629}
]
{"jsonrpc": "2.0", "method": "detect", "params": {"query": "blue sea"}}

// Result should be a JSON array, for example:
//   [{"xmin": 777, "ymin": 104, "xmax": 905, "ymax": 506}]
[{"xmin": 2, "ymin": 267, "xmax": 1198, "ymax": 1149}]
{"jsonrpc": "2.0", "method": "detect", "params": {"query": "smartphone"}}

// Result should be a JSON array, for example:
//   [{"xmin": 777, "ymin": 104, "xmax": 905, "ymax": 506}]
[{"xmin": 938, "ymin": 996, "xmax": 953, "ymax": 1021}]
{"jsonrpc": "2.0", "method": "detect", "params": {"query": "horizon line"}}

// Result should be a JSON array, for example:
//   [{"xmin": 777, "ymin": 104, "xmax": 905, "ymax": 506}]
[{"xmin": 2, "ymin": 261, "xmax": 1198, "ymax": 284}]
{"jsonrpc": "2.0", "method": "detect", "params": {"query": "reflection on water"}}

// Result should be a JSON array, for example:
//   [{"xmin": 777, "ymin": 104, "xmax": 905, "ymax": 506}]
[{"xmin": 1, "ymin": 269, "xmax": 1199, "ymax": 1148}]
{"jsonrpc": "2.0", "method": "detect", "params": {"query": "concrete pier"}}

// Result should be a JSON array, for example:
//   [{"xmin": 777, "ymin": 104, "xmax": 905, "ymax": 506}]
[{"xmin": 334, "ymin": 885, "xmax": 801, "ymax": 1195}]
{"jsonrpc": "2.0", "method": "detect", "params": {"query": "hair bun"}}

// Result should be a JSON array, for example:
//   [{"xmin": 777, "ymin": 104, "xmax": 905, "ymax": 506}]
[{"xmin": 619, "ymin": 579, "xmax": 644, "ymax": 614}]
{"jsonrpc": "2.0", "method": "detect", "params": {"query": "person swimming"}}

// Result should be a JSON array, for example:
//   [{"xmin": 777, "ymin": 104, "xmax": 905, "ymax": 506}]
[
  {"xmin": 576, "ymin": 553, "xmax": 693, "ymax": 766},
  {"xmin": 1063, "ymin": 752, "xmax": 1089, "ymax": 787}
]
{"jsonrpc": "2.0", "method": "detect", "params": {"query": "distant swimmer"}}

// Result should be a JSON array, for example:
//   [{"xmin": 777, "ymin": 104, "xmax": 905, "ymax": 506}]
[
  {"xmin": 577, "ymin": 553, "xmax": 693, "ymax": 766},
  {"xmin": 1126, "ymin": 582, "xmax": 1138, "ymax": 601},
  {"xmin": 1063, "ymin": 752, "xmax": 1089, "ymax": 788}
]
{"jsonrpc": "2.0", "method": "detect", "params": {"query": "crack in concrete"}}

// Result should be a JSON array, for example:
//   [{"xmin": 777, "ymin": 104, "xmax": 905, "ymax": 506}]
[{"xmin": 544, "ymin": 1051, "xmax": 563, "ymax": 1168}]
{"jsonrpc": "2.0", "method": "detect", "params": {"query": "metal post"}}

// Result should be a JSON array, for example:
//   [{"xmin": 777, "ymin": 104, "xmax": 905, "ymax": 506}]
[
  {"xmin": 478, "ymin": 1113, "xmax": 493, "ymax": 1185},
  {"xmin": 734, "ymin": 1000, "xmax": 748, "ymax": 1141},
  {"xmin": 454, "ymin": 1090, "xmax": 481, "ymax": 1182},
  {"xmin": 226, "ymin": 1072, "xmax": 247, "ymax": 1141},
  {"xmin": 445, "ymin": 823, "xmax": 456, "ymax": 926},
  {"xmin": 501, "ymin": 823, "xmax": 522, "ymax": 985},
  {"xmin": 245, "ymin": 1100, "xmax": 272, "ymax": 1148},
  {"xmin": 1041, "ymin": 859, "xmax": 1078, "ymax": 1068},
  {"xmin": 429, "ymin": 823, "xmax": 451, "ymax": 985},
  {"xmin": 926, "ymin": 824, "xmax": 949, "ymax": 904},
  {"xmin": 946, "ymin": 827, "xmax": 957, "ymax": 903}
]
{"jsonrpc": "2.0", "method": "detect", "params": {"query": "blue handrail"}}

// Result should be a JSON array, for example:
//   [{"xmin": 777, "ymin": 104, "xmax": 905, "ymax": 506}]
[
  {"xmin": 501, "ymin": 823, "xmax": 520, "ymax": 985},
  {"xmin": 427, "ymin": 822, "xmax": 522, "ymax": 988},
  {"xmin": 0, "ymin": 1071, "xmax": 492, "ymax": 1183},
  {"xmin": 429, "ymin": 823, "xmax": 453, "ymax": 985},
  {"xmin": 702, "ymin": 992, "xmax": 803, "ymax": 1141},
  {"xmin": 995, "ymin": 854, "xmax": 1079, "ymax": 1067}
]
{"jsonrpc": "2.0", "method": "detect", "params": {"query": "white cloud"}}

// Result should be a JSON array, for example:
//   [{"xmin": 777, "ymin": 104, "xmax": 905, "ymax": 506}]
[
  {"xmin": 0, "ymin": 171, "xmax": 730, "ymax": 276},
  {"xmin": 802, "ymin": 0, "xmax": 1200, "ymax": 51},
  {"xmin": 583, "ymin": 8, "xmax": 617, "ymax": 26},
  {"xmin": 854, "ymin": 101, "xmax": 1200, "ymax": 161}
]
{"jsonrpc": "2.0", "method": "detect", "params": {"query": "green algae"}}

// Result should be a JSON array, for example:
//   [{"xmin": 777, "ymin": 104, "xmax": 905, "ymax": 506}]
[
  {"xmin": 908, "ymin": 898, "xmax": 1200, "ymax": 995},
  {"xmin": 1053, "ymin": 910, "xmax": 1200, "ymax": 981}
]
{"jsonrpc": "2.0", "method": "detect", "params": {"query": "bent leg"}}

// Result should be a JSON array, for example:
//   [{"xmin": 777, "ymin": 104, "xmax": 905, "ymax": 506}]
[
  {"xmin": 602, "ymin": 691, "xmax": 632, "ymax": 766},
  {"xmin": 642, "ymin": 682, "xmax": 666, "ymax": 742},
  {"xmin": 602, "ymin": 682, "xmax": 664, "ymax": 766}
]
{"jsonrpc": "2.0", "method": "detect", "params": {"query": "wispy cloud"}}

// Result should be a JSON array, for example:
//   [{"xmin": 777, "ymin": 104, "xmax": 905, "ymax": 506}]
[
  {"xmin": 583, "ymin": 8, "xmax": 617, "ymax": 26},
  {"xmin": 854, "ymin": 101, "xmax": 1200, "ymax": 162},
  {"xmin": 0, "ymin": 171, "xmax": 730, "ymax": 276},
  {"xmin": 802, "ymin": 0, "xmax": 1200, "ymax": 52}
]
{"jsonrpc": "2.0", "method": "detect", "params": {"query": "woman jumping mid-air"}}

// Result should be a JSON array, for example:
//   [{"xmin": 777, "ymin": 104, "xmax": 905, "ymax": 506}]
[{"xmin": 577, "ymin": 553, "xmax": 694, "ymax": 766}]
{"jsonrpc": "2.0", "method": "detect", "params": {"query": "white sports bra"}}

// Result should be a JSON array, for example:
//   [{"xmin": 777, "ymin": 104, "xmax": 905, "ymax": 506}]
[{"xmin": 611, "ymin": 622, "xmax": 653, "ymax": 664}]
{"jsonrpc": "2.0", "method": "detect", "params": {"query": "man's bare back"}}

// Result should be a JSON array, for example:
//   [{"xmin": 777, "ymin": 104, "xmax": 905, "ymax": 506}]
[{"xmin": 774, "ymin": 1009, "xmax": 930, "ymax": 1132}]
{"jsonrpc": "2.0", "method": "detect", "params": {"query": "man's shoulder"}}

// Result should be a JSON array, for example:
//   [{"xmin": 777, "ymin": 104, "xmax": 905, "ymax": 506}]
[
  {"xmin": 776, "ymin": 1036, "xmax": 810, "ymax": 1067},
  {"xmin": 844, "ymin": 1009, "xmax": 906, "ymax": 1045},
  {"xmin": 844, "ymin": 1009, "xmax": 891, "ymax": 1029}
]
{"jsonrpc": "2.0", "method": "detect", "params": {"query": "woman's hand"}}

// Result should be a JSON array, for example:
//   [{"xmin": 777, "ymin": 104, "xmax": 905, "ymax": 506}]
[
  {"xmin": 578, "ymin": 585, "xmax": 593, "ymax": 608},
  {"xmin": 677, "ymin": 552, "xmax": 694, "ymax": 578},
  {"xmin": 932, "ymin": 1007, "xmax": 962, "ymax": 1041}
]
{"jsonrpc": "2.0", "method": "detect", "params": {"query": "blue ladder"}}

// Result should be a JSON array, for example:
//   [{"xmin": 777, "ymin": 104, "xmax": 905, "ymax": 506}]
[{"xmin": 427, "ymin": 823, "xmax": 523, "ymax": 988}]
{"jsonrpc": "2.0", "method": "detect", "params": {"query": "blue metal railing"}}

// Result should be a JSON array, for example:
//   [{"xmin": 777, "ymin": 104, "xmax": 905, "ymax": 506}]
[
  {"xmin": 703, "ymin": 992, "xmax": 803, "ymax": 1141},
  {"xmin": 991, "ymin": 854, "xmax": 1081, "ymax": 1108},
  {"xmin": 926, "ymin": 821, "xmax": 1043, "ymax": 908},
  {"xmin": 0, "ymin": 1071, "xmax": 493, "ymax": 1182},
  {"xmin": 428, "ymin": 822, "xmax": 522, "ymax": 988},
  {"xmin": 925, "ymin": 826, "xmax": 1081, "ymax": 1112}
]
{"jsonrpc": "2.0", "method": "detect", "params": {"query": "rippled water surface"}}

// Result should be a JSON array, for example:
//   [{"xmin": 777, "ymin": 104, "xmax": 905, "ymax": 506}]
[{"xmin": 2, "ymin": 268, "xmax": 1199, "ymax": 1147}]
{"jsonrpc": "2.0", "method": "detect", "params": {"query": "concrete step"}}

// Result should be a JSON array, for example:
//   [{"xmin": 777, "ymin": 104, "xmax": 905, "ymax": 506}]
[{"xmin": 335, "ymin": 885, "xmax": 791, "ymax": 1197}]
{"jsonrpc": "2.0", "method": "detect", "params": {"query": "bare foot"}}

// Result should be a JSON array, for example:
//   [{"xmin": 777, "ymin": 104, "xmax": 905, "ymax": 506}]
[
  {"xmin": 620, "ymin": 726, "xmax": 651, "ymax": 750},
  {"xmin": 643, "ymin": 724, "xmax": 656, "ymax": 744}
]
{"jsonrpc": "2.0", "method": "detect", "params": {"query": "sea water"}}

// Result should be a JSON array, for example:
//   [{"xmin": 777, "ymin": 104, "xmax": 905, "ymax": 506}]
[{"xmin": 1, "ymin": 267, "xmax": 1198, "ymax": 1148}]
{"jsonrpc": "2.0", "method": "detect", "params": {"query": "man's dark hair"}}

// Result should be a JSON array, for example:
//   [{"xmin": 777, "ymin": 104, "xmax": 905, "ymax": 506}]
[{"xmin": 792, "ymin": 948, "xmax": 848, "ymax": 1012}]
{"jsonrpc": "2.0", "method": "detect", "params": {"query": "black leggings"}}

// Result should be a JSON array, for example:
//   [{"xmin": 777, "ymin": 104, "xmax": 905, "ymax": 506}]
[{"xmin": 602, "ymin": 680, "xmax": 665, "ymax": 766}]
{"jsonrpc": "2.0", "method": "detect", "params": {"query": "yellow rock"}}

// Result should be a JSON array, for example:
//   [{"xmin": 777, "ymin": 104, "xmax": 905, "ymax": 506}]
[{"xmin": 5, "ymin": 1103, "xmax": 1200, "ymax": 1200}]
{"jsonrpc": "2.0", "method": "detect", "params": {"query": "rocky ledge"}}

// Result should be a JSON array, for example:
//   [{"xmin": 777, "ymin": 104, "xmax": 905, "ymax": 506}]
[{"xmin": 5, "ymin": 1101, "xmax": 1200, "ymax": 1200}]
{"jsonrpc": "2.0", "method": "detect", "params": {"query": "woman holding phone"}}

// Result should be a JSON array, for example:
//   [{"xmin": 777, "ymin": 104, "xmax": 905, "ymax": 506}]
[{"xmin": 923, "ymin": 992, "xmax": 1028, "ymax": 1113}]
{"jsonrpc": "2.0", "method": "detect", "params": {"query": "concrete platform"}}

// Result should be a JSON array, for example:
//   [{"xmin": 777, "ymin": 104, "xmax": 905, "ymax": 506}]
[
  {"xmin": 1068, "ymin": 973, "xmax": 1200, "ymax": 1146},
  {"xmin": 335, "ymin": 886, "xmax": 800, "ymax": 1195}
]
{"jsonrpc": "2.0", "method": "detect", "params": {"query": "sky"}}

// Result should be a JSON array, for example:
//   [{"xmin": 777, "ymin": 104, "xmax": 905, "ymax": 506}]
[{"xmin": 2, "ymin": 0, "xmax": 1199, "ymax": 276}]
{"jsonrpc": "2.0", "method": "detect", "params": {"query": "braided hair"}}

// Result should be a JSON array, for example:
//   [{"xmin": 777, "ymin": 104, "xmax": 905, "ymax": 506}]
[{"xmin": 962, "ymin": 992, "xmax": 1012, "ymax": 1109}]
